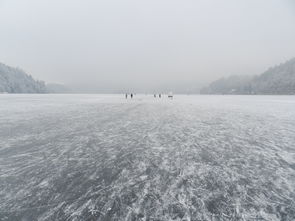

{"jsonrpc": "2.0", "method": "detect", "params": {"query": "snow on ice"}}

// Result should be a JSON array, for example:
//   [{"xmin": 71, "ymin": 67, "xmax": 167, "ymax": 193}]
[{"xmin": 0, "ymin": 94, "xmax": 295, "ymax": 220}]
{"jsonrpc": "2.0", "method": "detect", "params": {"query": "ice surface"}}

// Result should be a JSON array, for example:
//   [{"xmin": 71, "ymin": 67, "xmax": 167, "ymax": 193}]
[{"xmin": 0, "ymin": 94, "xmax": 295, "ymax": 220}]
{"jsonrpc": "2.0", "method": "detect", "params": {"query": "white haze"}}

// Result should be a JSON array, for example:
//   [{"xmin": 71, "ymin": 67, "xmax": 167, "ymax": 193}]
[{"xmin": 0, "ymin": 0, "xmax": 295, "ymax": 92}]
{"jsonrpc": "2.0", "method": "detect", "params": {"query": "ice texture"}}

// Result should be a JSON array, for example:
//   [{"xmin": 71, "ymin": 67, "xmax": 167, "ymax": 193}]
[{"xmin": 0, "ymin": 94, "xmax": 295, "ymax": 220}]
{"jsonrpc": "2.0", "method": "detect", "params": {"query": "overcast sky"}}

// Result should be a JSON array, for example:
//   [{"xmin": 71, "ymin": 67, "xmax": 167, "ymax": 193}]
[{"xmin": 1, "ymin": 0, "xmax": 295, "ymax": 91}]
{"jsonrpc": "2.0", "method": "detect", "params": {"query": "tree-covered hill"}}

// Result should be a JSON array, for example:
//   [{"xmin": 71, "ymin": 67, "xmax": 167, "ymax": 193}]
[
  {"xmin": 201, "ymin": 58, "xmax": 295, "ymax": 95},
  {"xmin": 0, "ymin": 63, "xmax": 47, "ymax": 93}
]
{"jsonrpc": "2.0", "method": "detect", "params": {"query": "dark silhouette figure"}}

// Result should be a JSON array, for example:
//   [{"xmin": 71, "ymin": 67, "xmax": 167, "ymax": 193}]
[
  {"xmin": 159, "ymin": 94, "xmax": 161, "ymax": 98},
  {"xmin": 131, "ymin": 93, "xmax": 133, "ymax": 99},
  {"xmin": 154, "ymin": 94, "xmax": 156, "ymax": 98},
  {"xmin": 125, "ymin": 94, "xmax": 128, "ymax": 99}
]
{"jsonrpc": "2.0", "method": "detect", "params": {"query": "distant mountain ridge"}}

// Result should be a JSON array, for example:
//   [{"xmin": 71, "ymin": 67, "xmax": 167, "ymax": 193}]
[
  {"xmin": 201, "ymin": 58, "xmax": 295, "ymax": 95},
  {"xmin": 0, "ymin": 63, "xmax": 47, "ymax": 93},
  {"xmin": 46, "ymin": 83, "xmax": 70, "ymax": 93}
]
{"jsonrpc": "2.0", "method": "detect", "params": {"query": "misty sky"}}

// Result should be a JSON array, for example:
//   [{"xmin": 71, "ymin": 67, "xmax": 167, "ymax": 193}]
[{"xmin": 1, "ymin": 0, "xmax": 295, "ymax": 91}]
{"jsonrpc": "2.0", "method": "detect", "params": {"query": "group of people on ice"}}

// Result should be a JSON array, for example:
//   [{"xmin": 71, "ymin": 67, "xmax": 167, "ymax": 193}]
[
  {"xmin": 125, "ymin": 93, "xmax": 134, "ymax": 99},
  {"xmin": 125, "ymin": 93, "xmax": 173, "ymax": 99}
]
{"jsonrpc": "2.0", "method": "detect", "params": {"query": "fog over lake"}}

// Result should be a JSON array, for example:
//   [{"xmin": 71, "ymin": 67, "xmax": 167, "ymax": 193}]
[{"xmin": 1, "ymin": 0, "xmax": 295, "ymax": 91}]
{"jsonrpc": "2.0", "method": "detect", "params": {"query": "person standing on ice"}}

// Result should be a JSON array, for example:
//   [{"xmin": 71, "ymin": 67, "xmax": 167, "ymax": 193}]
[
  {"xmin": 159, "ymin": 94, "xmax": 161, "ymax": 98},
  {"xmin": 131, "ymin": 93, "xmax": 133, "ymax": 99},
  {"xmin": 125, "ymin": 93, "xmax": 128, "ymax": 99}
]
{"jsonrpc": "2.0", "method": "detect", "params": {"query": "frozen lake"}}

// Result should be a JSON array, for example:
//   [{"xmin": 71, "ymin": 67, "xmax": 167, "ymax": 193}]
[{"xmin": 0, "ymin": 94, "xmax": 295, "ymax": 220}]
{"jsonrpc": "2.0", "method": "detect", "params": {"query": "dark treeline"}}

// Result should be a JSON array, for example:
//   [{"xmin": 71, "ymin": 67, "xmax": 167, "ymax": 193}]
[{"xmin": 201, "ymin": 58, "xmax": 295, "ymax": 95}]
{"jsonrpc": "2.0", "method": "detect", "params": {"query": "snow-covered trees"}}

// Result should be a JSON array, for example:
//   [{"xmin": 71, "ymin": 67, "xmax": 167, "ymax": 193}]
[
  {"xmin": 0, "ymin": 63, "xmax": 47, "ymax": 93},
  {"xmin": 200, "ymin": 58, "xmax": 295, "ymax": 95},
  {"xmin": 200, "ymin": 75, "xmax": 253, "ymax": 94}
]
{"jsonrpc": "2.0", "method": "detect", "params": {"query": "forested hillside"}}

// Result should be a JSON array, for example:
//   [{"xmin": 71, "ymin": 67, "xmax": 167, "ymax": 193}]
[
  {"xmin": 0, "ymin": 63, "xmax": 47, "ymax": 93},
  {"xmin": 201, "ymin": 58, "xmax": 295, "ymax": 95}
]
